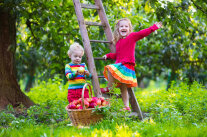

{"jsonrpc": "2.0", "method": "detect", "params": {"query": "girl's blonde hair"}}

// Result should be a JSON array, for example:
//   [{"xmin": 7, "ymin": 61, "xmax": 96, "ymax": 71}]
[
  {"xmin": 67, "ymin": 42, "xmax": 84, "ymax": 57},
  {"xmin": 112, "ymin": 18, "xmax": 133, "ymax": 44}
]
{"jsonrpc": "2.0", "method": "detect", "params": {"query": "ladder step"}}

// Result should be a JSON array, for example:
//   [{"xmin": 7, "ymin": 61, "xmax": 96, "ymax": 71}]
[
  {"xmin": 85, "ymin": 21, "xmax": 104, "ymax": 26},
  {"xmin": 90, "ymin": 40, "xmax": 112, "ymax": 43},
  {"xmin": 81, "ymin": 4, "xmax": 100, "ymax": 9},
  {"xmin": 94, "ymin": 57, "xmax": 105, "ymax": 60},
  {"xmin": 98, "ymin": 75, "xmax": 105, "ymax": 78}
]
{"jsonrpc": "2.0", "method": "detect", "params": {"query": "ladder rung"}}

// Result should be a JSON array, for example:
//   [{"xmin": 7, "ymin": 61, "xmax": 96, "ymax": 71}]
[
  {"xmin": 81, "ymin": 4, "xmax": 100, "ymax": 9},
  {"xmin": 85, "ymin": 21, "xmax": 104, "ymax": 26},
  {"xmin": 90, "ymin": 40, "xmax": 112, "ymax": 43},
  {"xmin": 94, "ymin": 57, "xmax": 105, "ymax": 60},
  {"xmin": 98, "ymin": 76, "xmax": 105, "ymax": 78}
]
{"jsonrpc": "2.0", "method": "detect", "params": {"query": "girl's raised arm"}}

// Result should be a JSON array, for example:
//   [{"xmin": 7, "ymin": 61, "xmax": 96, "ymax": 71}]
[{"xmin": 131, "ymin": 22, "xmax": 162, "ymax": 41}]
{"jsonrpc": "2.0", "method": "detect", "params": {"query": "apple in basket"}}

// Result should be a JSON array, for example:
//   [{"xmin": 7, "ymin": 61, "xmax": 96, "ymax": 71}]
[
  {"xmin": 102, "ymin": 100, "xmax": 108, "ymax": 106},
  {"xmin": 86, "ymin": 98, "xmax": 93, "ymax": 103},
  {"xmin": 89, "ymin": 102, "xmax": 97, "ymax": 108},
  {"xmin": 76, "ymin": 104, "xmax": 81, "ymax": 109},
  {"xmin": 99, "ymin": 97, "xmax": 105, "ymax": 101},
  {"xmin": 96, "ymin": 99, "xmax": 101, "ymax": 106},
  {"xmin": 92, "ymin": 97, "xmax": 98, "ymax": 103},
  {"xmin": 68, "ymin": 103, "xmax": 76, "ymax": 109},
  {"xmin": 82, "ymin": 99, "xmax": 89, "ymax": 108},
  {"xmin": 78, "ymin": 67, "xmax": 85, "ymax": 73},
  {"xmin": 77, "ymin": 105, "xmax": 83, "ymax": 109},
  {"xmin": 73, "ymin": 100, "xmax": 79, "ymax": 105}
]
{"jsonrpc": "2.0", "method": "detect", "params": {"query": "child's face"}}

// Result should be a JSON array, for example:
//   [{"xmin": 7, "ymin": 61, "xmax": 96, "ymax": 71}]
[
  {"xmin": 119, "ymin": 20, "xmax": 130, "ymax": 38},
  {"xmin": 70, "ymin": 50, "xmax": 83, "ymax": 64}
]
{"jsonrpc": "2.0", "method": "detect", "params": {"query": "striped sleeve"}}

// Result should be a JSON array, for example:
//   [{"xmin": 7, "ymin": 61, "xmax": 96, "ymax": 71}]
[
  {"xmin": 65, "ymin": 64, "xmax": 76, "ymax": 79},
  {"xmin": 84, "ymin": 65, "xmax": 92, "ymax": 79}
]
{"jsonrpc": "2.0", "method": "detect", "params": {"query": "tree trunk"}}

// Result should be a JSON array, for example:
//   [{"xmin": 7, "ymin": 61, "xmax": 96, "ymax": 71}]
[{"xmin": 0, "ymin": 7, "xmax": 34, "ymax": 109}]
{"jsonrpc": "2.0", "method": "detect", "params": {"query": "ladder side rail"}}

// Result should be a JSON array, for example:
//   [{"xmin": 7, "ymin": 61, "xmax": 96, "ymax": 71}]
[
  {"xmin": 73, "ymin": 0, "xmax": 102, "ymax": 97},
  {"xmin": 127, "ymin": 88, "xmax": 144, "ymax": 120},
  {"xmin": 94, "ymin": 0, "xmax": 115, "ymax": 53}
]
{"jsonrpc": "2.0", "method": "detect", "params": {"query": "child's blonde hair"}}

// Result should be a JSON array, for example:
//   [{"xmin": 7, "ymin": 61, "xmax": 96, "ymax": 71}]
[
  {"xmin": 67, "ymin": 42, "xmax": 84, "ymax": 57},
  {"xmin": 112, "ymin": 18, "xmax": 133, "ymax": 44}
]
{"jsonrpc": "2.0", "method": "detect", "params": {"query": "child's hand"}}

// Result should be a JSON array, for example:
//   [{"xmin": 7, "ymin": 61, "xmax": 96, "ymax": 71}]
[
  {"xmin": 103, "ymin": 55, "xmax": 107, "ymax": 60},
  {"xmin": 76, "ymin": 70, "xmax": 84, "ymax": 76},
  {"xmin": 84, "ymin": 70, "xmax": 90, "ymax": 76},
  {"xmin": 76, "ymin": 67, "xmax": 85, "ymax": 75},
  {"xmin": 155, "ymin": 22, "xmax": 162, "ymax": 28}
]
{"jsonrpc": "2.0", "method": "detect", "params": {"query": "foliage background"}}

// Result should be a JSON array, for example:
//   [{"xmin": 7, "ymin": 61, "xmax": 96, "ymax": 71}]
[{"xmin": 6, "ymin": 0, "xmax": 206, "ymax": 90}]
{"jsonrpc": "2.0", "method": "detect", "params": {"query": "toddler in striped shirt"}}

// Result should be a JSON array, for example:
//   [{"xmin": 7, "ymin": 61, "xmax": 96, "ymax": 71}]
[{"xmin": 65, "ymin": 42, "xmax": 92, "ymax": 103}]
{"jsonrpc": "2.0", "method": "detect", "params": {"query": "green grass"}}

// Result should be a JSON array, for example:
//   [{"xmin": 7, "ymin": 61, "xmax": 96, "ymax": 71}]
[{"xmin": 0, "ymin": 78, "xmax": 207, "ymax": 137}]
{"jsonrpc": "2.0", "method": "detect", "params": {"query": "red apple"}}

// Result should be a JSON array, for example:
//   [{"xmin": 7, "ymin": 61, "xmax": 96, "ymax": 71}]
[
  {"xmin": 68, "ymin": 104, "xmax": 76, "ymax": 109},
  {"xmin": 92, "ymin": 97, "xmax": 98, "ymax": 103},
  {"xmin": 99, "ymin": 97, "xmax": 105, "ymax": 102},
  {"xmin": 76, "ymin": 104, "xmax": 81, "ymax": 109},
  {"xmin": 86, "ymin": 98, "xmax": 93, "ymax": 103},
  {"xmin": 89, "ymin": 102, "xmax": 97, "ymax": 108},
  {"xmin": 102, "ymin": 100, "xmax": 108, "ymax": 106},
  {"xmin": 81, "ymin": 100, "xmax": 89, "ymax": 108},
  {"xmin": 78, "ymin": 98, "xmax": 82, "ymax": 102},
  {"xmin": 77, "ymin": 105, "xmax": 83, "ymax": 109},
  {"xmin": 73, "ymin": 100, "xmax": 79, "ymax": 105},
  {"xmin": 96, "ymin": 99, "xmax": 101, "ymax": 106}
]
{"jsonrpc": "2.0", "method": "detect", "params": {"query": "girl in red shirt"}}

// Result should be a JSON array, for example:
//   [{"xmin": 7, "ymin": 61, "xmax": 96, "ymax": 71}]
[{"xmin": 102, "ymin": 18, "xmax": 162, "ymax": 111}]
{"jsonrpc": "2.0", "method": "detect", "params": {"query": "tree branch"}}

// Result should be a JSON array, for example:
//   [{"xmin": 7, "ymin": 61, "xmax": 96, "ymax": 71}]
[{"xmin": 191, "ymin": 0, "xmax": 207, "ymax": 16}]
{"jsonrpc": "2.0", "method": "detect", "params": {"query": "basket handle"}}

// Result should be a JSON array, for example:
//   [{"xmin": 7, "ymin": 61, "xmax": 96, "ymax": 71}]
[{"xmin": 81, "ymin": 83, "xmax": 93, "ymax": 110}]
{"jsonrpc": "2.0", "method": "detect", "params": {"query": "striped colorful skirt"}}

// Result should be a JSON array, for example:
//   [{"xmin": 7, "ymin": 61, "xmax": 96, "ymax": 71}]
[{"xmin": 103, "ymin": 63, "xmax": 137, "ymax": 88}]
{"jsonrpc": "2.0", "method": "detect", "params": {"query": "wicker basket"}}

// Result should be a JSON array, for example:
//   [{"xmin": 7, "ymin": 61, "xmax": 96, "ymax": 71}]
[{"xmin": 65, "ymin": 83, "xmax": 104, "ymax": 126}]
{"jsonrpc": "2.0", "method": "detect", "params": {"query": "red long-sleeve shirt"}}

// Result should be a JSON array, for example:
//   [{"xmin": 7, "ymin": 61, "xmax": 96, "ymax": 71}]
[{"xmin": 106, "ymin": 24, "xmax": 159, "ymax": 65}]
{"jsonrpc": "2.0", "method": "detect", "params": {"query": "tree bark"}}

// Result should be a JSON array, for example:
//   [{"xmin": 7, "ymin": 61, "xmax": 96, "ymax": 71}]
[{"xmin": 0, "ymin": 7, "xmax": 34, "ymax": 110}]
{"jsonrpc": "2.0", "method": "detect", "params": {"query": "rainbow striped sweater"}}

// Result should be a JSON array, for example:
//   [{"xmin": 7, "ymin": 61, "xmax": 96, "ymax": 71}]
[{"xmin": 65, "ymin": 63, "xmax": 92, "ymax": 89}]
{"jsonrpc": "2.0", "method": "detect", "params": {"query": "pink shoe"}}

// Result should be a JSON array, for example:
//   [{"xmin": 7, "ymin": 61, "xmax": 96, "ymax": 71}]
[
  {"xmin": 123, "ymin": 106, "xmax": 131, "ymax": 112},
  {"xmin": 120, "ymin": 106, "xmax": 131, "ymax": 112}
]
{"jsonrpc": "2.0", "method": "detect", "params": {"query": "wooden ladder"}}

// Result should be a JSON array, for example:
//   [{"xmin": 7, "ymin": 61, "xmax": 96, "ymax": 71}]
[{"xmin": 73, "ymin": 0, "xmax": 143, "ymax": 120}]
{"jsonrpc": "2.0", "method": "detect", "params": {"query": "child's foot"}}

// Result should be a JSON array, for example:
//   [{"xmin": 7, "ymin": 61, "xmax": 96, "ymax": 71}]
[
  {"xmin": 123, "ymin": 106, "xmax": 131, "ymax": 112},
  {"xmin": 120, "ymin": 106, "xmax": 131, "ymax": 112}
]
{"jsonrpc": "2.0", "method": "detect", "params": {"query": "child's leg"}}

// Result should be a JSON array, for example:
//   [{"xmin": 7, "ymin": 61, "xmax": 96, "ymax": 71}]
[
  {"xmin": 107, "ymin": 70, "xmax": 115, "ymax": 88},
  {"xmin": 120, "ymin": 83, "xmax": 129, "ymax": 107}
]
